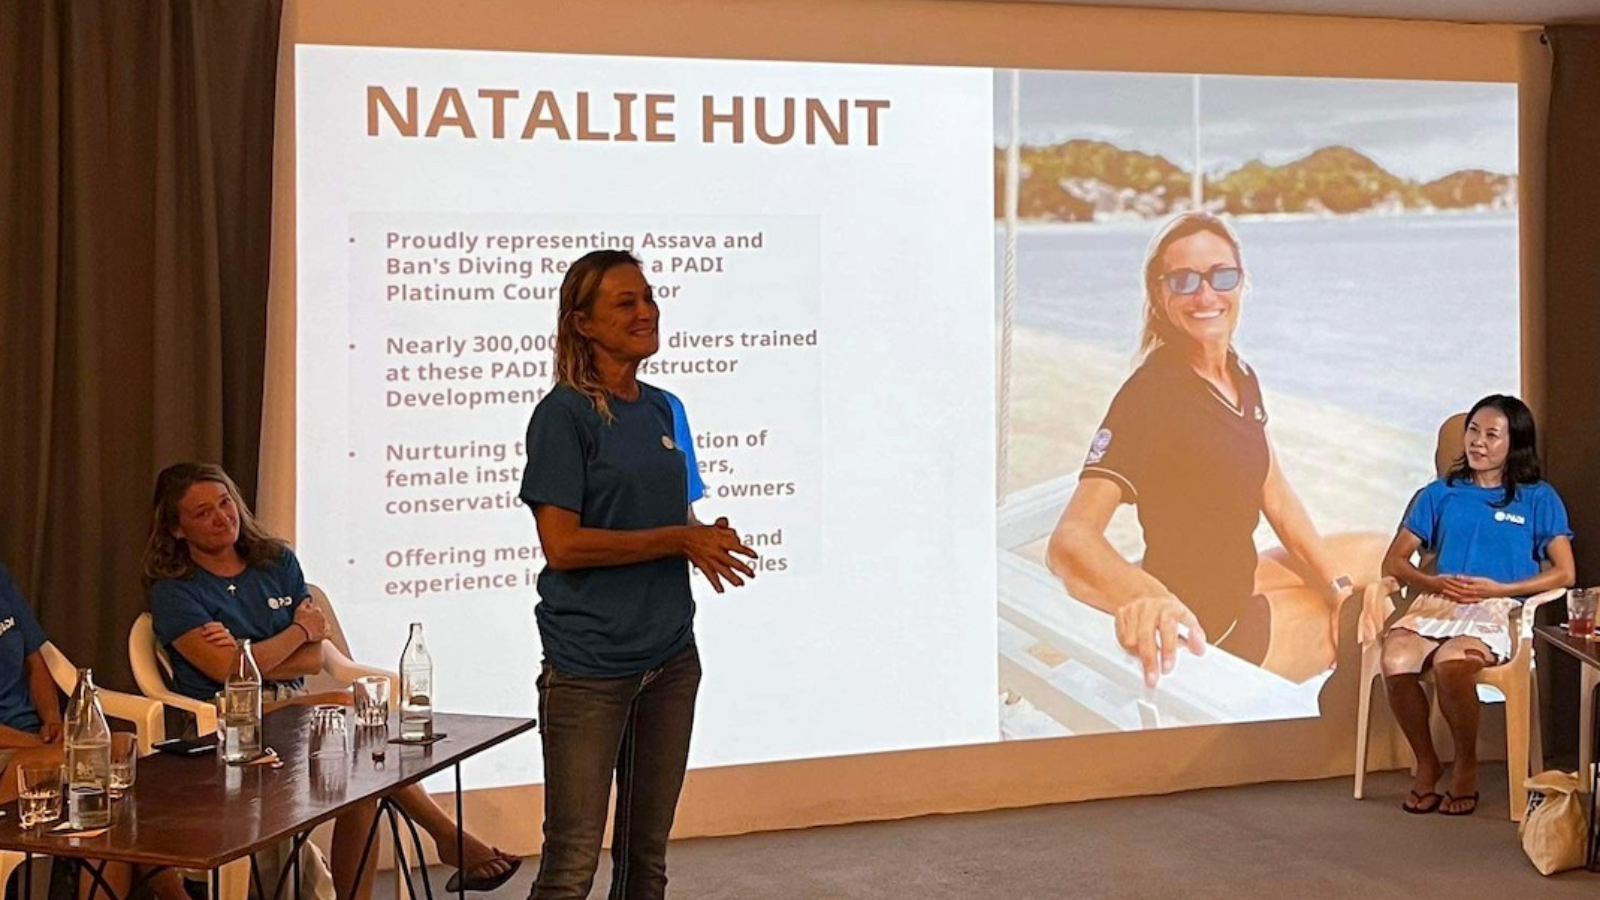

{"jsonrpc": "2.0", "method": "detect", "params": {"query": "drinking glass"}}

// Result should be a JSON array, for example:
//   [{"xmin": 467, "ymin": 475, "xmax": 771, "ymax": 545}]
[
  {"xmin": 310, "ymin": 704, "xmax": 349, "ymax": 758},
  {"xmin": 18, "ymin": 763, "xmax": 62, "ymax": 828},
  {"xmin": 353, "ymin": 675, "xmax": 391, "ymax": 727},
  {"xmin": 109, "ymin": 732, "xmax": 137, "ymax": 799},
  {"xmin": 1568, "ymin": 587, "xmax": 1599, "ymax": 639}
]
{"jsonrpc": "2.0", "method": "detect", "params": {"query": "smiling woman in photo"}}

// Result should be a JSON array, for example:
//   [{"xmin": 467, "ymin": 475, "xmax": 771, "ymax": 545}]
[{"xmin": 1046, "ymin": 211, "xmax": 1364, "ymax": 688}]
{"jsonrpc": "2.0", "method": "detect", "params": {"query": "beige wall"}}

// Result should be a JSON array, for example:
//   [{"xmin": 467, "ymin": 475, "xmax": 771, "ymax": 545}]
[{"xmin": 263, "ymin": 0, "xmax": 1549, "ymax": 851}]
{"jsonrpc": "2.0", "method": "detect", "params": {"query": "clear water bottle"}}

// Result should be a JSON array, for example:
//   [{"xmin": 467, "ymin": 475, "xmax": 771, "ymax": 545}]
[
  {"xmin": 223, "ymin": 639, "xmax": 263, "ymax": 763},
  {"xmin": 399, "ymin": 622, "xmax": 433, "ymax": 741},
  {"xmin": 65, "ymin": 668, "xmax": 111, "ymax": 829}
]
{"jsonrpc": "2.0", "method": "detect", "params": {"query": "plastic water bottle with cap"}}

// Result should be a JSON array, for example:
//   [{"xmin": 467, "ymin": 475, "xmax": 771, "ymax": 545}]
[
  {"xmin": 223, "ymin": 639, "xmax": 263, "ymax": 763},
  {"xmin": 399, "ymin": 622, "xmax": 433, "ymax": 741},
  {"xmin": 65, "ymin": 668, "xmax": 111, "ymax": 829}
]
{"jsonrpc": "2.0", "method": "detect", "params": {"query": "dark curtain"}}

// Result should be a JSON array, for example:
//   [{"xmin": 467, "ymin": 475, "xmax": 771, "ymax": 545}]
[
  {"xmin": 1541, "ymin": 25, "xmax": 1600, "ymax": 764},
  {"xmin": 0, "ymin": 0, "xmax": 281, "ymax": 690}
]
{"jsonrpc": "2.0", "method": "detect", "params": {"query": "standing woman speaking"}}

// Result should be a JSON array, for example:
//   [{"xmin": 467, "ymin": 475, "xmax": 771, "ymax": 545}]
[{"xmin": 521, "ymin": 249, "xmax": 757, "ymax": 900}]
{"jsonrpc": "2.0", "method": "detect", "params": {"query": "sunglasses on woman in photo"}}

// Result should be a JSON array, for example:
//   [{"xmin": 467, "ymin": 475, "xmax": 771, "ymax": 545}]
[{"xmin": 1163, "ymin": 265, "xmax": 1242, "ymax": 295}]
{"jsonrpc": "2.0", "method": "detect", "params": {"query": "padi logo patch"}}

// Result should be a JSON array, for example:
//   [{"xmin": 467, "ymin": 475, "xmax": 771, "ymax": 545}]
[
  {"xmin": 266, "ymin": 595, "xmax": 295, "ymax": 610},
  {"xmin": 0, "ymin": 617, "xmax": 14, "ymax": 638},
  {"xmin": 1086, "ymin": 429, "xmax": 1113, "ymax": 465},
  {"xmin": 1493, "ymin": 510, "xmax": 1527, "ymax": 526}
]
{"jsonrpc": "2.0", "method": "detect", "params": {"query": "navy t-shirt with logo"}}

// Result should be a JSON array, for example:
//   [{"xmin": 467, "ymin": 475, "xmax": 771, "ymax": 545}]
[
  {"xmin": 1080, "ymin": 345, "xmax": 1270, "ymax": 635},
  {"xmin": 0, "ymin": 565, "xmax": 47, "ymax": 733},
  {"xmin": 521, "ymin": 382, "xmax": 704, "ymax": 678},
  {"xmin": 149, "ymin": 550, "xmax": 310, "ymax": 701},
  {"xmin": 1402, "ymin": 478, "xmax": 1572, "ymax": 587}
]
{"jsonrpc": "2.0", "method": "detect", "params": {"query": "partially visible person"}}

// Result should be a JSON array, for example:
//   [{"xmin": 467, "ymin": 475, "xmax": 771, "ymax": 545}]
[
  {"xmin": 1048, "ymin": 211, "xmax": 1369, "ymax": 688},
  {"xmin": 145, "ymin": 462, "xmax": 520, "ymax": 897},
  {"xmin": 0, "ymin": 563, "xmax": 64, "ymax": 804},
  {"xmin": 522, "ymin": 249, "xmax": 757, "ymax": 900},
  {"xmin": 1379, "ymin": 394, "xmax": 1574, "ymax": 816},
  {"xmin": 0, "ymin": 564, "xmax": 190, "ymax": 900}
]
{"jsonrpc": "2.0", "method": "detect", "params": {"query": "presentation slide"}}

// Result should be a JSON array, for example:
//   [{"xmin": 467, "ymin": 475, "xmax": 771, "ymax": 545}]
[
  {"xmin": 296, "ymin": 45, "xmax": 1521, "ymax": 784},
  {"xmin": 296, "ymin": 47, "xmax": 998, "ymax": 788}
]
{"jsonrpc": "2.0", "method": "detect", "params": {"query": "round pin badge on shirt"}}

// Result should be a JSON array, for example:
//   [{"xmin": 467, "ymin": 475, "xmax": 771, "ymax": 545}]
[{"xmin": 662, "ymin": 435, "xmax": 676, "ymax": 451}]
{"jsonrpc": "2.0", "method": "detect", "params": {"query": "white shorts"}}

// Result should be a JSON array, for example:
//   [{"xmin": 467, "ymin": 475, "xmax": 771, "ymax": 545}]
[{"xmin": 1388, "ymin": 593, "xmax": 1518, "ymax": 663}]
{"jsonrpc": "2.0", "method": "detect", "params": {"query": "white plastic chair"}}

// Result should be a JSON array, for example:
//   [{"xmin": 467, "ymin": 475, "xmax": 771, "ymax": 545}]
[
  {"xmin": 1354, "ymin": 575, "xmax": 1564, "ymax": 822},
  {"xmin": 0, "ymin": 643, "xmax": 167, "ymax": 900}
]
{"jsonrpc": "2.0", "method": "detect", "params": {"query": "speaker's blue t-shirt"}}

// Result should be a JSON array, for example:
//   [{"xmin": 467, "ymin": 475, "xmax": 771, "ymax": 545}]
[
  {"xmin": 149, "ymin": 550, "xmax": 310, "ymax": 700},
  {"xmin": 520, "ymin": 383, "xmax": 702, "ymax": 678},
  {"xmin": 1402, "ymin": 478, "xmax": 1573, "ymax": 589},
  {"xmin": 0, "ymin": 565, "xmax": 47, "ymax": 733}
]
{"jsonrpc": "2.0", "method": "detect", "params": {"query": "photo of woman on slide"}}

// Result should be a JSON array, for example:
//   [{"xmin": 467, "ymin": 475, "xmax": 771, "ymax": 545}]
[
  {"xmin": 995, "ymin": 71, "xmax": 1519, "ymax": 736},
  {"xmin": 1046, "ymin": 212, "xmax": 1381, "ymax": 687}
]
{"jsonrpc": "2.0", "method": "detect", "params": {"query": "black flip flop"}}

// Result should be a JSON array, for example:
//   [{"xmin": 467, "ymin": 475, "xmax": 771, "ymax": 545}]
[
  {"xmin": 1439, "ymin": 791, "xmax": 1479, "ymax": 816},
  {"xmin": 1402, "ymin": 790, "xmax": 1442, "ymax": 814},
  {"xmin": 445, "ymin": 852, "xmax": 522, "ymax": 894}
]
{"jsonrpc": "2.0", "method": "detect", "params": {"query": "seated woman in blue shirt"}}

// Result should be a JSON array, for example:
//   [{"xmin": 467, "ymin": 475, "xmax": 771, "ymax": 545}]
[
  {"xmin": 1379, "ymin": 395, "xmax": 1575, "ymax": 816},
  {"xmin": 0, "ymin": 564, "xmax": 64, "ymax": 803},
  {"xmin": 145, "ymin": 462, "xmax": 519, "ymax": 896}
]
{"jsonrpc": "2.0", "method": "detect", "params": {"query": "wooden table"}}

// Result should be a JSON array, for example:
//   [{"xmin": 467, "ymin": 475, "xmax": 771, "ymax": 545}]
[
  {"xmin": 1532, "ymin": 625, "xmax": 1600, "ymax": 868},
  {"xmin": 0, "ymin": 707, "xmax": 535, "ymax": 900}
]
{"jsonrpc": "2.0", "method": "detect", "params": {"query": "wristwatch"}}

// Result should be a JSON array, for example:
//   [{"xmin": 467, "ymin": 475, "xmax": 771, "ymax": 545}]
[{"xmin": 1330, "ymin": 574, "xmax": 1354, "ymax": 595}]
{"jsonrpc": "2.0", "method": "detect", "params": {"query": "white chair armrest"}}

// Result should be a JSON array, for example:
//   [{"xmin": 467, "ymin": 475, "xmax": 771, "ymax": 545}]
[
  {"xmin": 321, "ymin": 642, "xmax": 398, "ymax": 697},
  {"xmin": 1510, "ymin": 586, "xmax": 1568, "ymax": 656},
  {"xmin": 97, "ymin": 689, "xmax": 167, "ymax": 753},
  {"xmin": 40, "ymin": 642, "xmax": 169, "ymax": 751},
  {"xmin": 129, "ymin": 613, "xmax": 220, "ymax": 735},
  {"xmin": 1520, "ymin": 587, "xmax": 1567, "ymax": 622},
  {"xmin": 1502, "ymin": 587, "xmax": 1569, "ymax": 668},
  {"xmin": 38, "ymin": 642, "xmax": 80, "ymax": 695},
  {"xmin": 1358, "ymin": 576, "xmax": 1403, "ymax": 648}
]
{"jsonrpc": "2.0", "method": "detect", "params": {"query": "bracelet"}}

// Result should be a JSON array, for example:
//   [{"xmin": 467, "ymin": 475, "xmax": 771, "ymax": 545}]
[{"xmin": 293, "ymin": 621, "xmax": 313, "ymax": 642}]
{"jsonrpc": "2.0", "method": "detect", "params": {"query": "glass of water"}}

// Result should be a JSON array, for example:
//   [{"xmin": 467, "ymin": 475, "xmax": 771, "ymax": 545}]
[
  {"xmin": 310, "ymin": 704, "xmax": 349, "ymax": 759},
  {"xmin": 18, "ymin": 763, "xmax": 62, "ymax": 828},
  {"xmin": 109, "ymin": 732, "xmax": 137, "ymax": 798},
  {"xmin": 352, "ymin": 675, "xmax": 390, "ymax": 728}
]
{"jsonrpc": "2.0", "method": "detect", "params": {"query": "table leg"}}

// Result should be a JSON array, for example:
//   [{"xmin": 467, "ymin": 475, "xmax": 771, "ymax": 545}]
[
  {"xmin": 349, "ymin": 796, "xmax": 437, "ymax": 900},
  {"xmin": 74, "ymin": 859, "xmax": 120, "ymax": 900},
  {"xmin": 23, "ymin": 851, "xmax": 31, "ymax": 900},
  {"xmin": 250, "ymin": 851, "xmax": 267, "ymax": 900},
  {"xmin": 387, "ymin": 798, "xmax": 436, "ymax": 900},
  {"xmin": 1589, "ymin": 684, "xmax": 1600, "ymax": 870},
  {"xmin": 263, "ymin": 830, "xmax": 315, "ymax": 900},
  {"xmin": 1582, "ymin": 667, "xmax": 1599, "ymax": 782},
  {"xmin": 455, "ymin": 763, "xmax": 464, "ymax": 900}
]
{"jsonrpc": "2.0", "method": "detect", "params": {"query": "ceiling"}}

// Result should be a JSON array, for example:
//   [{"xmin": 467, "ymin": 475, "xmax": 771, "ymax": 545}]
[{"xmin": 1005, "ymin": 0, "xmax": 1600, "ymax": 25}]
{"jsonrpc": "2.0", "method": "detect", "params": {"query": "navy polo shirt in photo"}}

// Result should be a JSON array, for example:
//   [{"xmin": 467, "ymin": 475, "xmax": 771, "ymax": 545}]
[{"xmin": 1080, "ymin": 344, "xmax": 1270, "ymax": 635}]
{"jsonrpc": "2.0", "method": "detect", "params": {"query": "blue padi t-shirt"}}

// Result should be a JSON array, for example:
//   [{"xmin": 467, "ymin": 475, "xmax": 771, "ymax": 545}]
[
  {"xmin": 148, "ymin": 550, "xmax": 310, "ymax": 700},
  {"xmin": 1402, "ymin": 478, "xmax": 1573, "ymax": 589},
  {"xmin": 0, "ymin": 565, "xmax": 47, "ymax": 733},
  {"xmin": 520, "ymin": 382, "xmax": 703, "ymax": 677}
]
